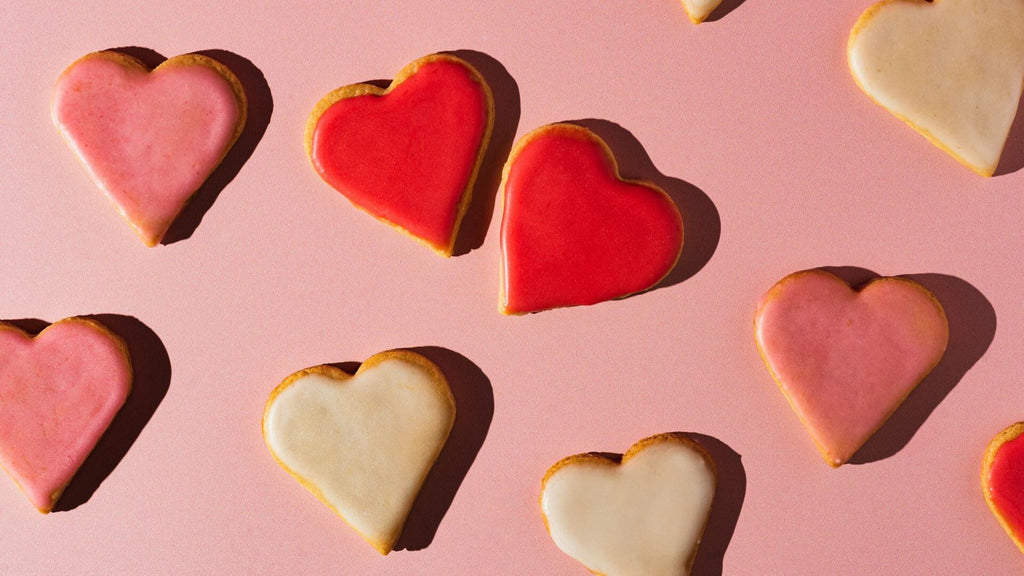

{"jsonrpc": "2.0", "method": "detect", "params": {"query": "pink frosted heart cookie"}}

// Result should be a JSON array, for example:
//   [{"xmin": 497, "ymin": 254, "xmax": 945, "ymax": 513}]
[
  {"xmin": 53, "ymin": 51, "xmax": 247, "ymax": 246},
  {"xmin": 754, "ymin": 269, "xmax": 948, "ymax": 467},
  {"xmin": 263, "ymin": 350, "xmax": 455, "ymax": 554},
  {"xmin": 0, "ymin": 317, "xmax": 132, "ymax": 513},
  {"xmin": 982, "ymin": 422, "xmax": 1024, "ymax": 554},
  {"xmin": 848, "ymin": 0, "xmax": 1024, "ymax": 176},
  {"xmin": 540, "ymin": 433, "xmax": 716, "ymax": 576}
]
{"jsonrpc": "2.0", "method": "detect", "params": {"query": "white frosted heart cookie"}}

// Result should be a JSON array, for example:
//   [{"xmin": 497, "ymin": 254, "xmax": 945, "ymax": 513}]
[
  {"xmin": 262, "ymin": 350, "xmax": 455, "ymax": 554},
  {"xmin": 681, "ymin": 0, "xmax": 724, "ymax": 24},
  {"xmin": 540, "ymin": 433, "xmax": 716, "ymax": 576},
  {"xmin": 848, "ymin": 0, "xmax": 1024, "ymax": 176}
]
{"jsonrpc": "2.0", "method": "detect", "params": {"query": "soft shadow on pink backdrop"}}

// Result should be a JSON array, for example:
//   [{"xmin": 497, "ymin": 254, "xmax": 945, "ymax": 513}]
[{"xmin": 1, "ymin": 1, "xmax": 1022, "ymax": 574}]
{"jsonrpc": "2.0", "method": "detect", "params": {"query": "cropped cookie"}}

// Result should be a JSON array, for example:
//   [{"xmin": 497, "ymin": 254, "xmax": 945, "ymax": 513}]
[
  {"xmin": 754, "ymin": 269, "xmax": 948, "ymax": 467},
  {"xmin": 0, "ymin": 317, "xmax": 132, "ymax": 513},
  {"xmin": 681, "ymin": 0, "xmax": 724, "ymax": 24},
  {"xmin": 53, "ymin": 50, "xmax": 247, "ymax": 245},
  {"xmin": 540, "ymin": 433, "xmax": 716, "ymax": 576},
  {"xmin": 982, "ymin": 422, "xmax": 1024, "ymax": 554},
  {"xmin": 262, "ymin": 350, "xmax": 455, "ymax": 554},
  {"xmin": 499, "ymin": 123, "xmax": 683, "ymax": 314},
  {"xmin": 848, "ymin": 0, "xmax": 1024, "ymax": 176},
  {"xmin": 305, "ymin": 53, "xmax": 494, "ymax": 256}
]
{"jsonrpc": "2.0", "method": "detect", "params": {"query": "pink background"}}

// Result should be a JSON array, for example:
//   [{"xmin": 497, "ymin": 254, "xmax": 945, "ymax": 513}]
[{"xmin": 1, "ymin": 1, "xmax": 1022, "ymax": 573}]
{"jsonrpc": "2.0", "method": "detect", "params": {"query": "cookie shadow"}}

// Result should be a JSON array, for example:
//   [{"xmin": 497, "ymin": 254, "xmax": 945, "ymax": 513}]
[
  {"xmin": 447, "ymin": 50, "xmax": 521, "ymax": 256},
  {"xmin": 819, "ymin": 267, "xmax": 997, "ymax": 465},
  {"xmin": 569, "ymin": 119, "xmax": 721, "ymax": 288},
  {"xmin": 994, "ymin": 93, "xmax": 1024, "ymax": 176},
  {"xmin": 702, "ymin": 0, "xmax": 750, "ymax": 23},
  {"xmin": 162, "ymin": 49, "xmax": 273, "ymax": 244},
  {"xmin": 689, "ymin": 433, "xmax": 746, "ymax": 576},
  {"xmin": 6, "ymin": 315, "xmax": 171, "ymax": 512},
  {"xmin": 394, "ymin": 346, "xmax": 494, "ymax": 551}
]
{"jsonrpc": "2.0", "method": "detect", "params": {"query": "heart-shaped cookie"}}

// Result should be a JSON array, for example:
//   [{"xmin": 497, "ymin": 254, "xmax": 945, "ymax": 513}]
[
  {"xmin": 52, "ymin": 50, "xmax": 247, "ymax": 246},
  {"xmin": 755, "ymin": 269, "xmax": 949, "ymax": 467},
  {"xmin": 848, "ymin": 0, "xmax": 1024, "ymax": 176},
  {"xmin": 681, "ymin": 0, "xmax": 724, "ymax": 24},
  {"xmin": 0, "ymin": 317, "xmax": 132, "ymax": 513},
  {"xmin": 499, "ymin": 123, "xmax": 683, "ymax": 314},
  {"xmin": 305, "ymin": 53, "xmax": 494, "ymax": 256},
  {"xmin": 262, "ymin": 350, "xmax": 455, "ymax": 554},
  {"xmin": 982, "ymin": 421, "xmax": 1024, "ymax": 554},
  {"xmin": 540, "ymin": 433, "xmax": 716, "ymax": 576}
]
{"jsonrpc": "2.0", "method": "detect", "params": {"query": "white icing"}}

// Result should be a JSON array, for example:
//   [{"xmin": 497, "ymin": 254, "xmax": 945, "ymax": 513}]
[
  {"xmin": 682, "ymin": 0, "xmax": 724, "ymax": 24},
  {"xmin": 849, "ymin": 0, "xmax": 1024, "ymax": 176},
  {"xmin": 264, "ymin": 358, "xmax": 454, "ymax": 553},
  {"xmin": 541, "ymin": 440, "xmax": 715, "ymax": 576}
]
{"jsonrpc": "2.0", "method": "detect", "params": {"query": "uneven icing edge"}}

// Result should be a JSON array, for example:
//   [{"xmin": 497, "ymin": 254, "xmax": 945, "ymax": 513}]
[
  {"xmin": 304, "ymin": 53, "xmax": 494, "ymax": 256},
  {"xmin": 540, "ymin": 433, "xmax": 716, "ymax": 575},
  {"xmin": 0, "ymin": 317, "xmax": 132, "ymax": 513},
  {"xmin": 261, "ymin": 350, "xmax": 455, "ymax": 554},
  {"xmin": 982, "ymin": 421, "xmax": 1024, "ymax": 553},
  {"xmin": 497, "ymin": 122, "xmax": 684, "ymax": 315},
  {"xmin": 753, "ymin": 269, "xmax": 948, "ymax": 467}
]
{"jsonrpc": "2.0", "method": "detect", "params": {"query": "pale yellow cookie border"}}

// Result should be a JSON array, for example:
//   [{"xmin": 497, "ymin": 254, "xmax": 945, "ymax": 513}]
[
  {"xmin": 53, "ymin": 50, "xmax": 249, "ymax": 246},
  {"xmin": 0, "ymin": 316, "xmax": 133, "ymax": 513},
  {"xmin": 497, "ymin": 122, "xmax": 684, "ymax": 315},
  {"xmin": 753, "ymin": 268, "xmax": 949, "ymax": 468},
  {"xmin": 981, "ymin": 421, "xmax": 1024, "ymax": 554},
  {"xmin": 304, "ymin": 53, "xmax": 495, "ymax": 257},
  {"xmin": 261, "ymin": 349, "xmax": 455, "ymax": 555},
  {"xmin": 539, "ymin": 432, "xmax": 717, "ymax": 576},
  {"xmin": 847, "ymin": 0, "xmax": 1002, "ymax": 177}
]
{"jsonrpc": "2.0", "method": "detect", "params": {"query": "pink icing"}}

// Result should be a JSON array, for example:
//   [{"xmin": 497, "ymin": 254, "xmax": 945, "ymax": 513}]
[
  {"xmin": 989, "ymin": 431, "xmax": 1024, "ymax": 540},
  {"xmin": 52, "ymin": 53, "xmax": 243, "ymax": 246},
  {"xmin": 310, "ymin": 58, "xmax": 489, "ymax": 253},
  {"xmin": 0, "ymin": 319, "xmax": 132, "ymax": 512},
  {"xmin": 500, "ymin": 125, "xmax": 683, "ymax": 314},
  {"xmin": 755, "ymin": 270, "xmax": 948, "ymax": 466}
]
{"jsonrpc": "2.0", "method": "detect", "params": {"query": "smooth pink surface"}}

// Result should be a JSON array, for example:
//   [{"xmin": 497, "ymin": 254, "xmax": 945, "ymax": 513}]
[
  {"xmin": 311, "ymin": 58, "xmax": 488, "ymax": 251},
  {"xmin": 4, "ymin": 1, "xmax": 1024, "ymax": 574},
  {"xmin": 755, "ymin": 271, "xmax": 949, "ymax": 466},
  {"xmin": 500, "ymin": 125, "xmax": 682, "ymax": 313},
  {"xmin": 988, "ymin": 433, "xmax": 1024, "ymax": 539},
  {"xmin": 0, "ymin": 319, "xmax": 131, "ymax": 513},
  {"xmin": 52, "ymin": 54, "xmax": 242, "ymax": 246}
]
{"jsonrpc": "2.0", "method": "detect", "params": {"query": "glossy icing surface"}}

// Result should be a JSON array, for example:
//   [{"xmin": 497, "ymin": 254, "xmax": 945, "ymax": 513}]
[
  {"xmin": 309, "ymin": 56, "xmax": 490, "ymax": 255},
  {"xmin": 849, "ymin": 0, "xmax": 1024, "ymax": 176},
  {"xmin": 541, "ymin": 435, "xmax": 715, "ymax": 576},
  {"xmin": 984, "ymin": 423, "xmax": 1024, "ymax": 550},
  {"xmin": 499, "ymin": 124, "xmax": 683, "ymax": 314},
  {"xmin": 263, "ymin": 353, "xmax": 455, "ymax": 554},
  {"xmin": 0, "ymin": 318, "xmax": 131, "ymax": 513},
  {"xmin": 53, "ymin": 52, "xmax": 245, "ymax": 245},
  {"xmin": 681, "ymin": 0, "xmax": 724, "ymax": 23},
  {"xmin": 755, "ymin": 270, "xmax": 948, "ymax": 467}
]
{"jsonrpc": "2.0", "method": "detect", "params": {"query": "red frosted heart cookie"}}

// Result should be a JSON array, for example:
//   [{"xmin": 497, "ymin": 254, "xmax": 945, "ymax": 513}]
[
  {"xmin": 305, "ymin": 53, "xmax": 494, "ymax": 256},
  {"xmin": 983, "ymin": 422, "xmax": 1024, "ymax": 554},
  {"xmin": 755, "ymin": 270, "xmax": 949, "ymax": 467},
  {"xmin": 499, "ymin": 123, "xmax": 683, "ymax": 314},
  {"xmin": 0, "ymin": 318, "xmax": 132, "ymax": 513},
  {"xmin": 53, "ymin": 51, "xmax": 247, "ymax": 246}
]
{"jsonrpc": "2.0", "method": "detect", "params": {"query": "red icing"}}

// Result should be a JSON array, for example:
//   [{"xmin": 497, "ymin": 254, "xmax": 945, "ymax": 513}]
[
  {"xmin": 990, "ymin": 432, "xmax": 1024, "ymax": 539},
  {"xmin": 310, "ymin": 58, "xmax": 489, "ymax": 252},
  {"xmin": 500, "ymin": 125, "xmax": 683, "ymax": 313}
]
